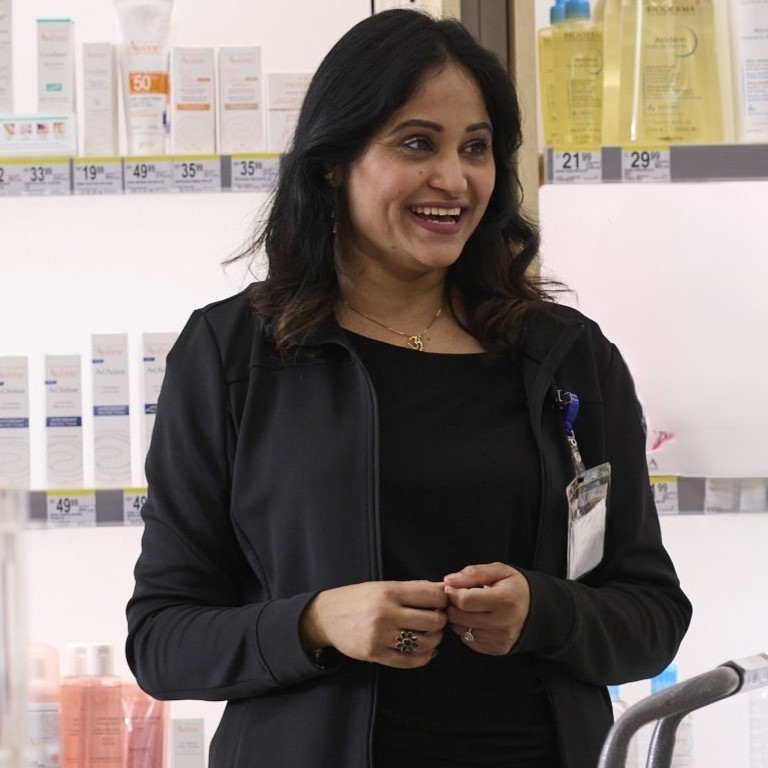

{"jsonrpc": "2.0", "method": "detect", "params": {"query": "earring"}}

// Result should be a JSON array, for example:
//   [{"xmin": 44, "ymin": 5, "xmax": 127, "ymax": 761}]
[{"xmin": 325, "ymin": 170, "xmax": 336, "ymax": 185}]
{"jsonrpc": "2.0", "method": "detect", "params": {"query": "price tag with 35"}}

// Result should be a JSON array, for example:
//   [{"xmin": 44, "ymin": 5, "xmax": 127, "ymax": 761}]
[
  {"xmin": 123, "ymin": 487, "xmax": 149, "ymax": 526},
  {"xmin": 622, "ymin": 147, "xmax": 671, "ymax": 183},
  {"xmin": 172, "ymin": 156, "xmax": 222, "ymax": 193},
  {"xmin": 552, "ymin": 149, "xmax": 602, "ymax": 184},
  {"xmin": 47, "ymin": 490, "xmax": 97, "ymax": 527},
  {"xmin": 230, "ymin": 154, "xmax": 280, "ymax": 192}
]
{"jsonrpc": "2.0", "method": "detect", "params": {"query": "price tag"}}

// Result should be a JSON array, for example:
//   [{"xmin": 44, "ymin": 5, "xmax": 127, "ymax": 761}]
[
  {"xmin": 1, "ymin": 158, "xmax": 72, "ymax": 196},
  {"xmin": 621, "ymin": 147, "xmax": 671, "ymax": 183},
  {"xmin": 230, "ymin": 154, "xmax": 280, "ymax": 192},
  {"xmin": 124, "ymin": 157, "xmax": 174, "ymax": 194},
  {"xmin": 172, "ymin": 156, "xmax": 222, "ymax": 193},
  {"xmin": 650, "ymin": 475, "xmax": 679, "ymax": 515},
  {"xmin": 704, "ymin": 478, "xmax": 740, "ymax": 513},
  {"xmin": 47, "ymin": 490, "xmax": 97, "ymax": 527},
  {"xmin": 73, "ymin": 158, "xmax": 124, "ymax": 195},
  {"xmin": 0, "ymin": 160, "xmax": 25, "ymax": 196},
  {"xmin": 552, "ymin": 149, "xmax": 602, "ymax": 184},
  {"xmin": 123, "ymin": 487, "xmax": 148, "ymax": 526}
]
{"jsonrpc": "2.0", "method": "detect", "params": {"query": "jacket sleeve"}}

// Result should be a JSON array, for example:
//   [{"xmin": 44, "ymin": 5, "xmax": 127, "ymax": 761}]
[
  {"xmin": 513, "ymin": 334, "xmax": 692, "ymax": 685},
  {"xmin": 125, "ymin": 309, "xmax": 335, "ymax": 702}
]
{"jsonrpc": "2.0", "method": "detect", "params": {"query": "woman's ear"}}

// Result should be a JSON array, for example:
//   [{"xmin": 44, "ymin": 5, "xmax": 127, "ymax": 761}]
[{"xmin": 324, "ymin": 165, "xmax": 343, "ymax": 187}]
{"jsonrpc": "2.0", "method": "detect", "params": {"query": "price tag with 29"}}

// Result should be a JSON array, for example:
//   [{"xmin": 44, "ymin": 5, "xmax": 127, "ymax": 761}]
[{"xmin": 621, "ymin": 147, "xmax": 671, "ymax": 183}]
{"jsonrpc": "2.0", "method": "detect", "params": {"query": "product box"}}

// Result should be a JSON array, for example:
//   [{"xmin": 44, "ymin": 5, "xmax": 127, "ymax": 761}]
[
  {"xmin": 82, "ymin": 43, "xmax": 119, "ymax": 156},
  {"xmin": 37, "ymin": 19, "xmax": 76, "ymax": 114},
  {"xmin": 172, "ymin": 719, "xmax": 204, "ymax": 768},
  {"xmin": 0, "ymin": 357, "xmax": 30, "ymax": 489},
  {"xmin": 171, "ymin": 47, "xmax": 216, "ymax": 155},
  {"xmin": 45, "ymin": 354, "xmax": 83, "ymax": 489},
  {"xmin": 0, "ymin": 0, "xmax": 12, "ymax": 113},
  {"xmin": 218, "ymin": 46, "xmax": 264, "ymax": 154},
  {"xmin": 0, "ymin": 113, "xmax": 78, "ymax": 157},
  {"xmin": 141, "ymin": 332, "xmax": 176, "ymax": 460},
  {"xmin": 91, "ymin": 334, "xmax": 131, "ymax": 488},
  {"xmin": 267, "ymin": 72, "xmax": 312, "ymax": 153}
]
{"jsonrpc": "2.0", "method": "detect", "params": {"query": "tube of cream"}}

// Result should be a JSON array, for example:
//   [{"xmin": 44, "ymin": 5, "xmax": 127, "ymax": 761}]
[{"xmin": 114, "ymin": 0, "xmax": 174, "ymax": 155}]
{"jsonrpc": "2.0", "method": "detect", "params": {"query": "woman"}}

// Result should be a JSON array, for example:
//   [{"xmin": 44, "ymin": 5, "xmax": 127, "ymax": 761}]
[{"xmin": 126, "ymin": 9, "xmax": 691, "ymax": 768}]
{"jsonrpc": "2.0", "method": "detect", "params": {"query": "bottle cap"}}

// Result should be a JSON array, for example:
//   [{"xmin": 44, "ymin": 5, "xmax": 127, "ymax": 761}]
[
  {"xmin": 65, "ymin": 642, "xmax": 114, "ymax": 677},
  {"xmin": 651, "ymin": 663, "xmax": 679, "ymax": 694},
  {"xmin": 565, "ymin": 0, "xmax": 591, "ymax": 19},
  {"xmin": 551, "ymin": 0, "xmax": 566, "ymax": 23}
]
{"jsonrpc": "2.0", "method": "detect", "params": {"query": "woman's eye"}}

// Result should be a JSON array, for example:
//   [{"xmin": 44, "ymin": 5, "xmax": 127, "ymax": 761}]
[
  {"xmin": 402, "ymin": 136, "xmax": 432, "ymax": 152},
  {"xmin": 465, "ymin": 139, "xmax": 490, "ymax": 156}
]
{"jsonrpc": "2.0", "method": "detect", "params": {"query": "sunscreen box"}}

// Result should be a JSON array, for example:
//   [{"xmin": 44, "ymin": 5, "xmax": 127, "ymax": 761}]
[
  {"xmin": 172, "ymin": 719, "xmax": 205, "ymax": 768},
  {"xmin": 141, "ymin": 332, "xmax": 177, "ymax": 461},
  {"xmin": 171, "ymin": 47, "xmax": 216, "ymax": 154},
  {"xmin": 82, "ymin": 43, "xmax": 119, "ymax": 156},
  {"xmin": 37, "ymin": 19, "xmax": 76, "ymax": 114},
  {"xmin": 45, "ymin": 355, "xmax": 83, "ymax": 489},
  {"xmin": 218, "ymin": 46, "xmax": 264, "ymax": 154},
  {"xmin": 0, "ymin": 0, "xmax": 12, "ymax": 113},
  {"xmin": 92, "ymin": 334, "xmax": 131, "ymax": 488},
  {"xmin": 0, "ymin": 357, "xmax": 30, "ymax": 489},
  {"xmin": 267, "ymin": 72, "xmax": 312, "ymax": 152}
]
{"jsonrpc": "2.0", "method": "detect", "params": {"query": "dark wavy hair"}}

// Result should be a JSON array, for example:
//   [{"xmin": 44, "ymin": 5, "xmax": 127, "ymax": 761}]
[{"xmin": 233, "ymin": 9, "xmax": 553, "ymax": 354}]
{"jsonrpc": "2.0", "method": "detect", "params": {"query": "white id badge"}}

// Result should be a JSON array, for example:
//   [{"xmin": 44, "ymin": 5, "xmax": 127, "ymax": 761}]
[{"xmin": 566, "ymin": 462, "xmax": 611, "ymax": 580}]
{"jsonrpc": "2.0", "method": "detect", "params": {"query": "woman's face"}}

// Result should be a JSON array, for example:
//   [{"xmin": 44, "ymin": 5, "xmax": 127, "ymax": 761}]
[{"xmin": 337, "ymin": 63, "xmax": 496, "ymax": 282}]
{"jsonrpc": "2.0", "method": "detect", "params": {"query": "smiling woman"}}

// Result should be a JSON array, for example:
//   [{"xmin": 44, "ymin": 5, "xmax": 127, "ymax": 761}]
[{"xmin": 126, "ymin": 9, "xmax": 692, "ymax": 768}]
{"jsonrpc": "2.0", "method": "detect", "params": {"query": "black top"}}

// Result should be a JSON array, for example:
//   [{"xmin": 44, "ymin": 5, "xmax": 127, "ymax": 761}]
[{"xmin": 346, "ymin": 331, "xmax": 558, "ymax": 767}]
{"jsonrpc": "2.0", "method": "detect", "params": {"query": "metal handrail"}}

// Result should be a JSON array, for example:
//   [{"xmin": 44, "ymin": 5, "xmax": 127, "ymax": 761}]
[{"xmin": 598, "ymin": 653, "xmax": 768, "ymax": 768}]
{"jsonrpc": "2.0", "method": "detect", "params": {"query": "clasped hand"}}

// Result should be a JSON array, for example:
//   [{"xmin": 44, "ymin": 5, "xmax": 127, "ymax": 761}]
[{"xmin": 300, "ymin": 562, "xmax": 530, "ymax": 669}]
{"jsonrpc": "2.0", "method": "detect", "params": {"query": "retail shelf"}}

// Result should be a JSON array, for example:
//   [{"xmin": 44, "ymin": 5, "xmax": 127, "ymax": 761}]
[
  {"xmin": 0, "ymin": 153, "xmax": 281, "ymax": 197},
  {"xmin": 544, "ymin": 144, "xmax": 768, "ymax": 184},
  {"xmin": 26, "ymin": 487, "xmax": 148, "ymax": 527}
]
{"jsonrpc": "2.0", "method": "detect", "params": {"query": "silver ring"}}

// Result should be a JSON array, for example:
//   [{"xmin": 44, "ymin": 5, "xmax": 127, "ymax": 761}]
[
  {"xmin": 462, "ymin": 628, "xmax": 475, "ymax": 643},
  {"xmin": 395, "ymin": 630, "xmax": 419, "ymax": 654}
]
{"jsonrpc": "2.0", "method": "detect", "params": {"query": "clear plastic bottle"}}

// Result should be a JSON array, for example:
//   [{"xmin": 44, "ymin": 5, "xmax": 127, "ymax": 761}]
[
  {"xmin": 618, "ymin": 0, "xmax": 723, "ymax": 144},
  {"xmin": 60, "ymin": 643, "xmax": 122, "ymax": 768},
  {"xmin": 538, "ymin": 0, "xmax": 567, "ymax": 145},
  {"xmin": 552, "ymin": 0, "xmax": 604, "ymax": 145},
  {"xmin": 26, "ymin": 643, "xmax": 61, "ymax": 768}
]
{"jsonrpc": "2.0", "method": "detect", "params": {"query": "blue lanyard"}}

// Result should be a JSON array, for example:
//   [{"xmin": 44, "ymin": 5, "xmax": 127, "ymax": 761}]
[{"xmin": 556, "ymin": 390, "xmax": 586, "ymax": 475}]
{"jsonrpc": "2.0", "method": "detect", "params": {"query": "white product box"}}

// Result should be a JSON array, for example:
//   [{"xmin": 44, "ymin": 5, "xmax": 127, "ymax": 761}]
[
  {"xmin": 0, "ymin": 357, "xmax": 30, "ymax": 489},
  {"xmin": 82, "ymin": 43, "xmax": 119, "ymax": 156},
  {"xmin": 218, "ymin": 46, "xmax": 264, "ymax": 154},
  {"xmin": 171, "ymin": 47, "xmax": 216, "ymax": 155},
  {"xmin": 267, "ymin": 72, "xmax": 312, "ymax": 153},
  {"xmin": 0, "ymin": 113, "xmax": 78, "ymax": 157},
  {"xmin": 91, "ymin": 334, "xmax": 131, "ymax": 488},
  {"xmin": 0, "ymin": 0, "xmax": 12, "ymax": 113},
  {"xmin": 45, "ymin": 355, "xmax": 83, "ymax": 489},
  {"xmin": 141, "ymin": 332, "xmax": 177, "ymax": 461},
  {"xmin": 172, "ymin": 719, "xmax": 204, "ymax": 768},
  {"xmin": 37, "ymin": 19, "xmax": 76, "ymax": 114}
]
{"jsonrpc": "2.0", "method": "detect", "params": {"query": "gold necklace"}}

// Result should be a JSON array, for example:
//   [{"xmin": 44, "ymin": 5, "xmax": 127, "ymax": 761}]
[{"xmin": 341, "ymin": 298, "xmax": 443, "ymax": 351}]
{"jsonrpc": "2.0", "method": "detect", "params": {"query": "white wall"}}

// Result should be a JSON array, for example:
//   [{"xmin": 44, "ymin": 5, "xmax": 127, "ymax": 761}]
[{"xmin": 3, "ymin": 0, "xmax": 767, "ymax": 764}]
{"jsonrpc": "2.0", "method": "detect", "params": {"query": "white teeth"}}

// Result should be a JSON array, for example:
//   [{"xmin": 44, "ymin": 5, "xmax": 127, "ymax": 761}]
[{"xmin": 412, "ymin": 206, "xmax": 462, "ymax": 217}]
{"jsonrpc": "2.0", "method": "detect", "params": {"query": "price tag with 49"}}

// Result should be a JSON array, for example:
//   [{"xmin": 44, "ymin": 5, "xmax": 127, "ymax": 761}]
[{"xmin": 47, "ymin": 491, "xmax": 97, "ymax": 527}]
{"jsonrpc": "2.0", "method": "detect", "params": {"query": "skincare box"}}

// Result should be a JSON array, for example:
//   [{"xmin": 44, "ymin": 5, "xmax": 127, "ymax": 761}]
[
  {"xmin": 45, "ymin": 355, "xmax": 84, "ymax": 489},
  {"xmin": 0, "ymin": 357, "xmax": 30, "ymax": 489},
  {"xmin": 171, "ymin": 47, "xmax": 216, "ymax": 154},
  {"xmin": 218, "ymin": 46, "xmax": 264, "ymax": 153},
  {"xmin": 0, "ymin": 0, "xmax": 12, "ymax": 113},
  {"xmin": 37, "ymin": 19, "xmax": 76, "ymax": 114},
  {"xmin": 82, "ymin": 43, "xmax": 119, "ymax": 156},
  {"xmin": 267, "ymin": 72, "xmax": 312, "ymax": 152}
]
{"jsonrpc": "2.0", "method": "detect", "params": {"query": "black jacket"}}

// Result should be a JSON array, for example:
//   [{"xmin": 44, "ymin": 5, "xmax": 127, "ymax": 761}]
[{"xmin": 126, "ymin": 288, "xmax": 692, "ymax": 768}]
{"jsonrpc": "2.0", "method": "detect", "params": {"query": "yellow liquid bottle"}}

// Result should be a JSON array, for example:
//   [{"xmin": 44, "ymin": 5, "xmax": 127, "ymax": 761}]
[
  {"xmin": 600, "ymin": 0, "xmax": 624, "ymax": 145},
  {"xmin": 538, "ymin": 0, "xmax": 567, "ymax": 146},
  {"xmin": 553, "ymin": 0, "xmax": 604, "ymax": 146},
  {"xmin": 618, "ymin": 0, "xmax": 723, "ymax": 144}
]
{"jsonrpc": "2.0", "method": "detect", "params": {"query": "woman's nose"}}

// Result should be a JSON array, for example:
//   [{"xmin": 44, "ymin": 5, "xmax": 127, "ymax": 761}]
[{"xmin": 427, "ymin": 154, "xmax": 468, "ymax": 196}]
